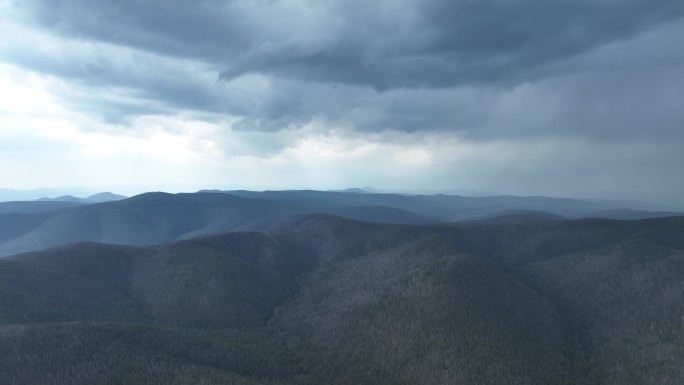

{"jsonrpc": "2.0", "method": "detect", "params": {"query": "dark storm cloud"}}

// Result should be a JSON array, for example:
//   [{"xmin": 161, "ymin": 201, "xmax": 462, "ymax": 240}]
[
  {"xmin": 221, "ymin": 0, "xmax": 684, "ymax": 89},
  {"xmin": 17, "ymin": 0, "xmax": 251, "ymax": 62},
  {"xmin": 17, "ymin": 0, "xmax": 684, "ymax": 89},
  {"xmin": 4, "ymin": 0, "xmax": 684, "ymax": 139}
]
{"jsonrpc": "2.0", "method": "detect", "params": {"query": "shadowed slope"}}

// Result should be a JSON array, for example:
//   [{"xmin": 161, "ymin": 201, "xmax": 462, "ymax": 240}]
[
  {"xmin": 0, "ymin": 192, "xmax": 293, "ymax": 257},
  {"xmin": 0, "ymin": 201, "xmax": 83, "ymax": 214},
  {"xmin": 444, "ymin": 215, "xmax": 684, "ymax": 384},
  {"xmin": 0, "ymin": 322, "xmax": 295, "ymax": 385},
  {"xmin": 1, "ymin": 231, "xmax": 315, "ymax": 329},
  {"xmin": 273, "ymin": 238, "xmax": 571, "ymax": 385}
]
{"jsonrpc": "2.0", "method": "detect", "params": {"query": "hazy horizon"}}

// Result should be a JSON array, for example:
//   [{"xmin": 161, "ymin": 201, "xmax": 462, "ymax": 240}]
[{"xmin": 1, "ymin": 186, "xmax": 678, "ymax": 213}]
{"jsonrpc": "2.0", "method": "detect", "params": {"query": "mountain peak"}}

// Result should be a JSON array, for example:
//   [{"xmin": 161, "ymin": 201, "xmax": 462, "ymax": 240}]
[{"xmin": 86, "ymin": 192, "xmax": 127, "ymax": 202}]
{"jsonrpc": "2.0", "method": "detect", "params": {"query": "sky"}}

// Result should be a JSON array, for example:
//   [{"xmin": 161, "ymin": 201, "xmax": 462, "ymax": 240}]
[{"xmin": 1, "ymin": 0, "xmax": 684, "ymax": 205}]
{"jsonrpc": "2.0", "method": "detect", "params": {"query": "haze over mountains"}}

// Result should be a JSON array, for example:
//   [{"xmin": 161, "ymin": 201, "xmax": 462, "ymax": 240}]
[
  {"xmin": 0, "ymin": 190, "xmax": 679, "ymax": 258},
  {"xmin": 0, "ymin": 192, "xmax": 127, "ymax": 214},
  {"xmin": 36, "ymin": 192, "xmax": 127, "ymax": 204},
  {"xmin": 0, "ymin": 190, "xmax": 682, "ymax": 384}
]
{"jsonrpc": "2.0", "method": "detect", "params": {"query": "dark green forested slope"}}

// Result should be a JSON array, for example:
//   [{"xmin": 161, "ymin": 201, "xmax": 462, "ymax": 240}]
[
  {"xmin": 445, "ymin": 216, "xmax": 684, "ymax": 384},
  {"xmin": 0, "ymin": 233, "xmax": 311, "ymax": 384},
  {"xmin": 273, "ymin": 240, "xmax": 571, "ymax": 385},
  {"xmin": 521, "ymin": 240, "xmax": 684, "ymax": 384},
  {"xmin": 0, "ymin": 214, "xmax": 683, "ymax": 384},
  {"xmin": 1, "ymin": 232, "xmax": 315, "ymax": 329},
  {"xmin": 0, "ymin": 323, "xmax": 295, "ymax": 385}
]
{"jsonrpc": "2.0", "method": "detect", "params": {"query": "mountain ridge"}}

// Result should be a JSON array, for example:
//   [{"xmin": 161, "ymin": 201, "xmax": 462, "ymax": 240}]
[{"xmin": 1, "ymin": 190, "xmax": 679, "ymax": 258}]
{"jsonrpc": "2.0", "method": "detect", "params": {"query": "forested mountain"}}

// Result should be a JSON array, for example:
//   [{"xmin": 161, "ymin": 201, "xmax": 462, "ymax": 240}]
[
  {"xmin": 221, "ymin": 190, "xmax": 658, "ymax": 219},
  {"xmin": 0, "ymin": 192, "xmax": 127, "ymax": 214},
  {"xmin": 0, "ymin": 192, "xmax": 292, "ymax": 257},
  {"xmin": 36, "ymin": 192, "xmax": 127, "ymax": 204},
  {"xmin": 1, "ymin": 211, "xmax": 682, "ymax": 384},
  {"xmin": 0, "ymin": 190, "xmax": 673, "ymax": 257},
  {"xmin": 0, "ymin": 200, "xmax": 82, "ymax": 214}
]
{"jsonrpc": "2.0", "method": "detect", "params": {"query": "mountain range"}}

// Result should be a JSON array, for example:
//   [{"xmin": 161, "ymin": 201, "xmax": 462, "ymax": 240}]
[
  {"xmin": 0, "ymin": 192, "xmax": 126, "ymax": 214},
  {"xmin": 0, "ymin": 190, "xmax": 682, "ymax": 384},
  {"xmin": 0, "ymin": 190, "xmax": 679, "ymax": 258},
  {"xmin": 36, "ymin": 192, "xmax": 128, "ymax": 203}
]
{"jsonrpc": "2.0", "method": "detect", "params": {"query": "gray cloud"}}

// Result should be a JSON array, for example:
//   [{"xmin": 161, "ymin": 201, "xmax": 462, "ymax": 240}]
[
  {"xmin": 16, "ymin": 0, "xmax": 251, "ymax": 62},
  {"xmin": 15, "ymin": 0, "xmax": 684, "ymax": 89},
  {"xmin": 3, "ymin": 0, "xmax": 684, "ymax": 145},
  {"xmin": 222, "ymin": 0, "xmax": 684, "ymax": 89}
]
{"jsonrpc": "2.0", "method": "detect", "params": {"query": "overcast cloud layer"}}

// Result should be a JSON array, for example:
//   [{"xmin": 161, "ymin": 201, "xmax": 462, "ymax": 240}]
[{"xmin": 1, "ymin": 0, "xmax": 684, "ymax": 206}]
